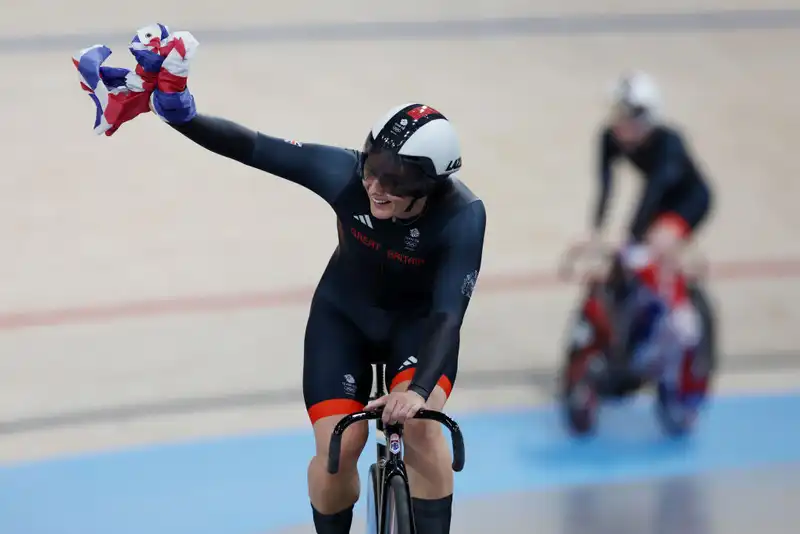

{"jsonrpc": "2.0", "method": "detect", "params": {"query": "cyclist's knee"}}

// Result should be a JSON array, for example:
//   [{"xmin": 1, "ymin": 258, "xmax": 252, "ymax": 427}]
[
  {"xmin": 312, "ymin": 414, "xmax": 368, "ymax": 472},
  {"xmin": 391, "ymin": 381, "xmax": 449, "ymax": 454},
  {"xmin": 404, "ymin": 418, "xmax": 446, "ymax": 457},
  {"xmin": 647, "ymin": 214, "xmax": 691, "ymax": 263}
]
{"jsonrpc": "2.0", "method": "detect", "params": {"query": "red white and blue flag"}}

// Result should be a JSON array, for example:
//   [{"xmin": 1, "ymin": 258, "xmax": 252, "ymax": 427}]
[{"xmin": 72, "ymin": 23, "xmax": 198, "ymax": 136}]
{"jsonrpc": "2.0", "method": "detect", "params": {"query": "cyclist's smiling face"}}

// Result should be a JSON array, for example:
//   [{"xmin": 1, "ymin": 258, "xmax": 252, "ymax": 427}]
[
  {"xmin": 362, "ymin": 173, "xmax": 414, "ymax": 219},
  {"xmin": 362, "ymin": 152, "xmax": 421, "ymax": 219}
]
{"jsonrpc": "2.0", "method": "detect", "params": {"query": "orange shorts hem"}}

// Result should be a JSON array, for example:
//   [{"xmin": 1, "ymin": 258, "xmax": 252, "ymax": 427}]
[
  {"xmin": 653, "ymin": 212, "xmax": 691, "ymax": 239},
  {"xmin": 389, "ymin": 368, "xmax": 453, "ymax": 398},
  {"xmin": 307, "ymin": 399, "xmax": 364, "ymax": 425}
]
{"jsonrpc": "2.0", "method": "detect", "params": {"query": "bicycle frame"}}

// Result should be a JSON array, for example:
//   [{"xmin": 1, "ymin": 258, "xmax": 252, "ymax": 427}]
[
  {"xmin": 564, "ymin": 243, "xmax": 717, "ymax": 393},
  {"xmin": 328, "ymin": 363, "xmax": 465, "ymax": 534}
]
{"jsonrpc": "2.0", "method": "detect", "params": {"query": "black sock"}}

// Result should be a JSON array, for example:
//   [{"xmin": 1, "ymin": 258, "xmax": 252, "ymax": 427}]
[
  {"xmin": 412, "ymin": 495, "xmax": 453, "ymax": 534},
  {"xmin": 311, "ymin": 503, "xmax": 353, "ymax": 534}
]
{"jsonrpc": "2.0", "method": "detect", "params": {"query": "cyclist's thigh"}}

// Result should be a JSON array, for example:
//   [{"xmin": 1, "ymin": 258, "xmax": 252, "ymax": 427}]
[
  {"xmin": 678, "ymin": 185, "xmax": 711, "ymax": 232},
  {"xmin": 303, "ymin": 294, "xmax": 374, "ymax": 441},
  {"xmin": 654, "ymin": 187, "xmax": 711, "ymax": 239},
  {"xmin": 385, "ymin": 314, "xmax": 459, "ymax": 410}
]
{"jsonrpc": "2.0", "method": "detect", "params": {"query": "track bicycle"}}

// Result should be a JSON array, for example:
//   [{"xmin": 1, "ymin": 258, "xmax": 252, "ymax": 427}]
[{"xmin": 328, "ymin": 363, "xmax": 466, "ymax": 534}]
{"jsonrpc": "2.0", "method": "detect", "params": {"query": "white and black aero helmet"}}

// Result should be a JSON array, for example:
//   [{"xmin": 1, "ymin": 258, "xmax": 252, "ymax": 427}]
[
  {"xmin": 362, "ymin": 103, "xmax": 462, "ymax": 198},
  {"xmin": 610, "ymin": 71, "xmax": 663, "ymax": 125}
]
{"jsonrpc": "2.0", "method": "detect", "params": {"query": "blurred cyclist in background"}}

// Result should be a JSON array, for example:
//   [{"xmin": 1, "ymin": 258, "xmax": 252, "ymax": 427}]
[{"xmin": 584, "ymin": 70, "xmax": 715, "ymax": 422}]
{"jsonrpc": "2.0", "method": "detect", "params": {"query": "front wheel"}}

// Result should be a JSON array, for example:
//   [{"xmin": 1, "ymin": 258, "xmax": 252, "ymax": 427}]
[
  {"xmin": 655, "ymin": 382, "xmax": 700, "ymax": 436},
  {"xmin": 655, "ymin": 283, "xmax": 717, "ymax": 436},
  {"xmin": 381, "ymin": 474, "xmax": 413, "ymax": 534},
  {"xmin": 366, "ymin": 464, "xmax": 380, "ymax": 534}
]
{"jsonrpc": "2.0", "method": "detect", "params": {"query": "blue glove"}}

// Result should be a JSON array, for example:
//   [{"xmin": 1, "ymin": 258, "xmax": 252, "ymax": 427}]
[
  {"xmin": 142, "ymin": 26, "xmax": 200, "ymax": 125},
  {"xmin": 73, "ymin": 23, "xmax": 199, "ymax": 135}
]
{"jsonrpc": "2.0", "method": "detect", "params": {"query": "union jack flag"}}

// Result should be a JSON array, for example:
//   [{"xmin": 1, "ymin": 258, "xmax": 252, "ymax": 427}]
[{"xmin": 73, "ymin": 23, "xmax": 198, "ymax": 136}]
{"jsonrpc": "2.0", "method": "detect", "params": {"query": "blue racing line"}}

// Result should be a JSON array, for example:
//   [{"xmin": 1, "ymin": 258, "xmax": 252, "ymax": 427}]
[{"xmin": 1, "ymin": 391, "xmax": 799, "ymax": 534}]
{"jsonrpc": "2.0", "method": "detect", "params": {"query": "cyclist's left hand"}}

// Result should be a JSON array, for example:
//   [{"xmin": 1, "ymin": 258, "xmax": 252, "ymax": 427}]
[{"xmin": 366, "ymin": 390, "xmax": 426, "ymax": 425}]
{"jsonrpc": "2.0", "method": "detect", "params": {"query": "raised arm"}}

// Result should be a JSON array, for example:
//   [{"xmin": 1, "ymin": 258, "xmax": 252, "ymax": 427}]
[
  {"xmin": 169, "ymin": 114, "xmax": 358, "ymax": 204},
  {"xmin": 143, "ymin": 35, "xmax": 357, "ymax": 205}
]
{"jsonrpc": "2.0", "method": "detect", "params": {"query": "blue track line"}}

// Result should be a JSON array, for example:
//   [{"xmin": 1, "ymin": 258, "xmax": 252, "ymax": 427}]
[{"xmin": 1, "ymin": 391, "xmax": 799, "ymax": 534}]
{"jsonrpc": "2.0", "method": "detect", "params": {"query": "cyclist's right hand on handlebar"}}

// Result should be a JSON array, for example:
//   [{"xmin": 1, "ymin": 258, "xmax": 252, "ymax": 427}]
[
  {"xmin": 559, "ymin": 234, "xmax": 610, "ymax": 281},
  {"xmin": 365, "ymin": 389, "xmax": 427, "ymax": 425}
]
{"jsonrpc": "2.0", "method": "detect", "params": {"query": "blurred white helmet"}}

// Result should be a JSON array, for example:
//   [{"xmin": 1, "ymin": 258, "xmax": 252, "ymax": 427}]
[{"xmin": 610, "ymin": 71, "xmax": 663, "ymax": 124}]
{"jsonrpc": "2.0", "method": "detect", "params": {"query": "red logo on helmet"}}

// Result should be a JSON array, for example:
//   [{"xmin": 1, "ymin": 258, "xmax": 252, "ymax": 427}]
[{"xmin": 407, "ymin": 105, "xmax": 439, "ymax": 120}]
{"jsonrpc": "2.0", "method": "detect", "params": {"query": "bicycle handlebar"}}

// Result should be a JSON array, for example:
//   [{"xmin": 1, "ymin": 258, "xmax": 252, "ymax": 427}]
[
  {"xmin": 558, "ymin": 242, "xmax": 618, "ymax": 282},
  {"xmin": 327, "ymin": 408, "xmax": 465, "ymax": 475},
  {"xmin": 558, "ymin": 241, "xmax": 710, "ymax": 282}
]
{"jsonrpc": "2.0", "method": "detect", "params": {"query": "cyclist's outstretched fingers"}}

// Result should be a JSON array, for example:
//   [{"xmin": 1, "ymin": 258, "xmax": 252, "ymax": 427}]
[
  {"xmin": 364, "ymin": 394, "xmax": 387, "ymax": 411},
  {"xmin": 396, "ymin": 403, "xmax": 417, "ymax": 423},
  {"xmin": 382, "ymin": 396, "xmax": 399, "ymax": 424}
]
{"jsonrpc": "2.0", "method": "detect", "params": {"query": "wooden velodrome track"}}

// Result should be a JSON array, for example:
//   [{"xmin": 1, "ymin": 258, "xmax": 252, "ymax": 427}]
[{"xmin": 0, "ymin": 0, "xmax": 798, "ymax": 470}]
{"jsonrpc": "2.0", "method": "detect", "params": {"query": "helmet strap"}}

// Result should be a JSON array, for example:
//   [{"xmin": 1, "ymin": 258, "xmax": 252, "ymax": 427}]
[{"xmin": 405, "ymin": 196, "xmax": 421, "ymax": 213}]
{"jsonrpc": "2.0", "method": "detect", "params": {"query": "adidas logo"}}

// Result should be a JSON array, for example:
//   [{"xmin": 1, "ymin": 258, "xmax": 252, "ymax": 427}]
[
  {"xmin": 354, "ymin": 214, "xmax": 373, "ymax": 229},
  {"xmin": 398, "ymin": 356, "xmax": 418, "ymax": 371}
]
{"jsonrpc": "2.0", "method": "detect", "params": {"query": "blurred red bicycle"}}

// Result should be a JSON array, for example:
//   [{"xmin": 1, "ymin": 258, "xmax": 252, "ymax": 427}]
[{"xmin": 557, "ymin": 241, "xmax": 718, "ymax": 436}]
